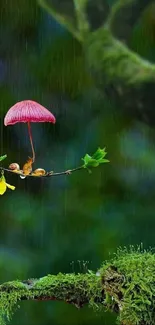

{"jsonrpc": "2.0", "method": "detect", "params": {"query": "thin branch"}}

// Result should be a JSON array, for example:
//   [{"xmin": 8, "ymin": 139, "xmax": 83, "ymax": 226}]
[
  {"xmin": 37, "ymin": 0, "xmax": 155, "ymax": 126},
  {"xmin": 107, "ymin": 0, "xmax": 153, "ymax": 42},
  {"xmin": 38, "ymin": 0, "xmax": 82, "ymax": 41},
  {"xmin": 37, "ymin": 0, "xmax": 155, "ymax": 85},
  {"xmin": 0, "ymin": 166, "xmax": 84, "ymax": 178},
  {"xmin": 0, "ymin": 148, "xmax": 108, "ymax": 179}
]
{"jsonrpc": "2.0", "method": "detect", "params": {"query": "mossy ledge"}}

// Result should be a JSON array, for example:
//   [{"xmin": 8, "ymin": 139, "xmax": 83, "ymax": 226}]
[
  {"xmin": 38, "ymin": 0, "xmax": 155, "ymax": 126},
  {"xmin": 1, "ymin": 247, "xmax": 155, "ymax": 325}
]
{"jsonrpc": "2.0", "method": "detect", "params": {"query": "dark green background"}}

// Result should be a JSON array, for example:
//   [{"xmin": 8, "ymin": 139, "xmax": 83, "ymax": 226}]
[{"xmin": 0, "ymin": 0, "xmax": 155, "ymax": 324}]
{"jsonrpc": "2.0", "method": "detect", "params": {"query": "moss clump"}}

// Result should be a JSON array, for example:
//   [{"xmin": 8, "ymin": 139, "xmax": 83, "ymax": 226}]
[
  {"xmin": 100, "ymin": 246, "xmax": 155, "ymax": 325},
  {"xmin": 0, "ymin": 273, "xmax": 102, "ymax": 324},
  {"xmin": 34, "ymin": 272, "xmax": 103, "ymax": 308},
  {"xmin": 0, "ymin": 281, "xmax": 30, "ymax": 325},
  {"xmin": 1, "ymin": 247, "xmax": 155, "ymax": 324},
  {"xmin": 85, "ymin": 28, "xmax": 155, "ymax": 86}
]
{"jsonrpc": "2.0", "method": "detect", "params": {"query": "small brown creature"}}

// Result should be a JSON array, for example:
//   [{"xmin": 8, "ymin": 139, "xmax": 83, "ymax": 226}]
[
  {"xmin": 9, "ymin": 163, "xmax": 20, "ymax": 171},
  {"xmin": 32, "ymin": 168, "xmax": 46, "ymax": 176},
  {"xmin": 22, "ymin": 157, "xmax": 33, "ymax": 175}
]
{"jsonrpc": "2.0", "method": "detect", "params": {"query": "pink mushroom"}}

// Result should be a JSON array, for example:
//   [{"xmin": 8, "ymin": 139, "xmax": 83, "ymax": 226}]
[{"xmin": 4, "ymin": 100, "xmax": 56, "ymax": 163}]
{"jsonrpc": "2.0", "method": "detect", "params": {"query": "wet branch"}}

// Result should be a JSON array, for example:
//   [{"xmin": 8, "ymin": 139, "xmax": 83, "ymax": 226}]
[
  {"xmin": 0, "ymin": 148, "xmax": 108, "ymax": 179},
  {"xmin": 0, "ymin": 272, "xmax": 104, "ymax": 325},
  {"xmin": 108, "ymin": 0, "xmax": 154, "ymax": 42},
  {"xmin": 38, "ymin": 0, "xmax": 82, "ymax": 41},
  {"xmin": 0, "ymin": 273, "xmax": 102, "ymax": 307},
  {"xmin": 37, "ymin": 0, "xmax": 155, "ymax": 126},
  {"xmin": 0, "ymin": 248, "xmax": 155, "ymax": 325},
  {"xmin": 0, "ymin": 166, "xmax": 84, "ymax": 178}
]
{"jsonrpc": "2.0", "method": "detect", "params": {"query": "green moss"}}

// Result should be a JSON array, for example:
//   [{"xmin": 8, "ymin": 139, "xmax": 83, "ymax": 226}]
[
  {"xmin": 0, "ymin": 282, "xmax": 29, "ymax": 324},
  {"xmin": 38, "ymin": 0, "xmax": 155, "ymax": 88},
  {"xmin": 74, "ymin": 0, "xmax": 90, "ymax": 37},
  {"xmin": 0, "ymin": 273, "xmax": 102, "ymax": 324},
  {"xmin": 2, "ymin": 248, "xmax": 155, "ymax": 324},
  {"xmin": 85, "ymin": 28, "xmax": 155, "ymax": 86},
  {"xmin": 34, "ymin": 273, "xmax": 103, "ymax": 308},
  {"xmin": 100, "ymin": 246, "xmax": 155, "ymax": 325}
]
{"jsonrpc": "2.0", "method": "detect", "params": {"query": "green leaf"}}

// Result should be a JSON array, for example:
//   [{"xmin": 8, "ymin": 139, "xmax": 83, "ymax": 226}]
[
  {"xmin": 82, "ymin": 148, "xmax": 109, "ymax": 169},
  {"xmin": 92, "ymin": 147, "xmax": 107, "ymax": 160},
  {"xmin": 0, "ymin": 155, "xmax": 7, "ymax": 162}
]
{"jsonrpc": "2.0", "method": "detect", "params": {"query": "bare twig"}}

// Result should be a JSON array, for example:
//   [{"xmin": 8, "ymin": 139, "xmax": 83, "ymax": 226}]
[{"xmin": 0, "ymin": 166, "xmax": 84, "ymax": 178}]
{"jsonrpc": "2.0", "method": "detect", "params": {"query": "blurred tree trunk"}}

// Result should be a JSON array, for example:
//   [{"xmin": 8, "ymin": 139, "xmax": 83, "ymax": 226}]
[{"xmin": 38, "ymin": 0, "xmax": 155, "ymax": 126}]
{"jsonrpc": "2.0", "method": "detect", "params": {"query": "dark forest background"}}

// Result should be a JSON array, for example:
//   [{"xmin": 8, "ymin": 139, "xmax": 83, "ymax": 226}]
[{"xmin": 1, "ymin": 0, "xmax": 155, "ymax": 324}]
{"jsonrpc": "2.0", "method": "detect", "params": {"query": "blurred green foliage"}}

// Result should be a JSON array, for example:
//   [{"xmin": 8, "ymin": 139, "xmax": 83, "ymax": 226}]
[
  {"xmin": 0, "ymin": 155, "xmax": 7, "ymax": 162},
  {"xmin": 28, "ymin": 33, "xmax": 93, "ymax": 98},
  {"xmin": 0, "ymin": 0, "xmax": 155, "ymax": 324},
  {"xmin": 129, "ymin": 2, "xmax": 155, "ymax": 62}
]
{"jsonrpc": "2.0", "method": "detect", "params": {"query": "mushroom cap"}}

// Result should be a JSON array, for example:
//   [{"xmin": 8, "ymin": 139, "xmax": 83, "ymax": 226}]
[{"xmin": 4, "ymin": 100, "xmax": 56, "ymax": 126}]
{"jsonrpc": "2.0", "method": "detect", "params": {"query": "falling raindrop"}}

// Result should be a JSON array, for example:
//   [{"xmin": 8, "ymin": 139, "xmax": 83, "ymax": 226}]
[
  {"xmin": 70, "ymin": 261, "xmax": 75, "ymax": 273},
  {"xmin": 20, "ymin": 175, "xmax": 26, "ymax": 179},
  {"xmin": 96, "ymin": 271, "xmax": 101, "ymax": 277}
]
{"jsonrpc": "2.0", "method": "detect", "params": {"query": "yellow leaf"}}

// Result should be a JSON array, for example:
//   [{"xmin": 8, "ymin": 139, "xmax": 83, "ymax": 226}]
[
  {"xmin": 0, "ymin": 175, "xmax": 15, "ymax": 195},
  {"xmin": 0, "ymin": 178, "xmax": 7, "ymax": 195},
  {"xmin": 6, "ymin": 183, "xmax": 15, "ymax": 191}
]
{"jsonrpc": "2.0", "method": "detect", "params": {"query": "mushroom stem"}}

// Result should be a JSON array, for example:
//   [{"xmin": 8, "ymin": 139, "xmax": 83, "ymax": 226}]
[{"xmin": 27, "ymin": 122, "xmax": 35, "ymax": 163}]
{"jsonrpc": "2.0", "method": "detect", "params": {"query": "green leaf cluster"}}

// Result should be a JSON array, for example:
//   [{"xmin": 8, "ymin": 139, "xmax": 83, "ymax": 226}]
[
  {"xmin": 82, "ymin": 148, "xmax": 109, "ymax": 170},
  {"xmin": 0, "ymin": 155, "xmax": 7, "ymax": 162}
]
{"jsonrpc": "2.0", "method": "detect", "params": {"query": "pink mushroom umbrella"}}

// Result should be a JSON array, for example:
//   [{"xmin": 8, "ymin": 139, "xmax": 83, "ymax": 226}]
[{"xmin": 4, "ymin": 100, "xmax": 56, "ymax": 163}]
